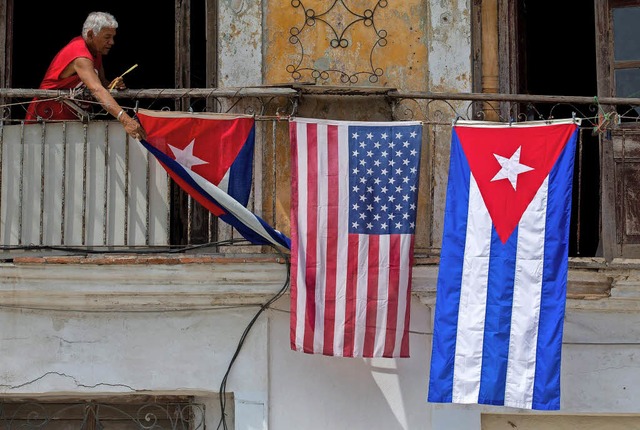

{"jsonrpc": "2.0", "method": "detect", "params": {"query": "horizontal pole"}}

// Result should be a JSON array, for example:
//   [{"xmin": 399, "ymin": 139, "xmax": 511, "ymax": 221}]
[
  {"xmin": 390, "ymin": 90, "xmax": 640, "ymax": 106},
  {"xmin": 2, "ymin": 86, "xmax": 639, "ymax": 106},
  {"xmin": 0, "ymin": 87, "xmax": 299, "ymax": 99}
]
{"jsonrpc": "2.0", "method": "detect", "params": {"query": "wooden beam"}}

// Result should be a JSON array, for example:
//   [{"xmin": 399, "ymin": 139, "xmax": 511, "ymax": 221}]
[
  {"xmin": 497, "ymin": 0, "xmax": 519, "ymax": 119},
  {"xmin": 0, "ymin": 0, "xmax": 12, "ymax": 116},
  {"xmin": 206, "ymin": 0, "xmax": 218, "ymax": 98},
  {"xmin": 594, "ymin": 0, "xmax": 618, "ymax": 261},
  {"xmin": 481, "ymin": 0, "xmax": 499, "ymax": 121}
]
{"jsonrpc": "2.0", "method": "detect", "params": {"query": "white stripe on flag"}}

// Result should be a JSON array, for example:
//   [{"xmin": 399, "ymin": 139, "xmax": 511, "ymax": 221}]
[
  {"xmin": 184, "ymin": 164, "xmax": 282, "ymax": 247},
  {"xmin": 505, "ymin": 177, "xmax": 548, "ymax": 408},
  {"xmin": 374, "ymin": 235, "xmax": 391, "ymax": 357},
  {"xmin": 294, "ymin": 121, "xmax": 308, "ymax": 352},
  {"xmin": 353, "ymin": 236, "xmax": 369, "ymax": 357},
  {"xmin": 394, "ymin": 235, "xmax": 412, "ymax": 354},
  {"xmin": 218, "ymin": 169, "xmax": 230, "ymax": 194},
  {"xmin": 333, "ymin": 124, "xmax": 350, "ymax": 356},
  {"xmin": 453, "ymin": 175, "xmax": 492, "ymax": 403}
]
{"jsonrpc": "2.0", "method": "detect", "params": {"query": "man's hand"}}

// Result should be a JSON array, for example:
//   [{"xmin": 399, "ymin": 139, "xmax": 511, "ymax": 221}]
[
  {"xmin": 108, "ymin": 64, "xmax": 137, "ymax": 90},
  {"xmin": 120, "ymin": 113, "xmax": 147, "ymax": 141},
  {"xmin": 108, "ymin": 76, "xmax": 126, "ymax": 91}
]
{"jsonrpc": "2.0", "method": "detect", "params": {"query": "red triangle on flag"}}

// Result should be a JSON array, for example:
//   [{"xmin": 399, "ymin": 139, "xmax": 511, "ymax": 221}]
[
  {"xmin": 137, "ymin": 109, "xmax": 254, "ymax": 187},
  {"xmin": 455, "ymin": 123, "xmax": 577, "ymax": 243}
]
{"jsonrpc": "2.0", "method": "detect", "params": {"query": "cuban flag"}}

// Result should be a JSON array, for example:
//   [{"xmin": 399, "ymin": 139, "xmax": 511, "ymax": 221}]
[
  {"xmin": 428, "ymin": 119, "xmax": 579, "ymax": 410},
  {"xmin": 136, "ymin": 109, "xmax": 290, "ymax": 249}
]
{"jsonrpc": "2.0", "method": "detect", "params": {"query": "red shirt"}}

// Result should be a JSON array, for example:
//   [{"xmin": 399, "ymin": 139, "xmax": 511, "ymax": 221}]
[{"xmin": 26, "ymin": 36, "xmax": 103, "ymax": 121}]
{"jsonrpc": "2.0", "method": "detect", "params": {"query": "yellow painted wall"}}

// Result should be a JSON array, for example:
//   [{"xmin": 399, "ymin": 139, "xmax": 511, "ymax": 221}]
[{"xmin": 264, "ymin": 0, "xmax": 429, "ymax": 90}]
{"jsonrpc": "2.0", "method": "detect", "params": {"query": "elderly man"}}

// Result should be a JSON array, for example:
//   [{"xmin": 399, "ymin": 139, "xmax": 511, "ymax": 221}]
[{"xmin": 26, "ymin": 11, "xmax": 146, "ymax": 141}]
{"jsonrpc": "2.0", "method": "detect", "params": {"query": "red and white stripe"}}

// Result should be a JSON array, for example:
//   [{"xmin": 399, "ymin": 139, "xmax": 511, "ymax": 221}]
[{"xmin": 290, "ymin": 118, "xmax": 414, "ymax": 358}]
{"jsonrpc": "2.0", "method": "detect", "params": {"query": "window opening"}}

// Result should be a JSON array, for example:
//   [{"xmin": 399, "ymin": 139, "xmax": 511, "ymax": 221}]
[
  {"xmin": 516, "ymin": 0, "xmax": 600, "ymax": 257},
  {"xmin": 11, "ymin": 1, "xmax": 177, "ymax": 118},
  {"xmin": 612, "ymin": 5, "xmax": 640, "ymax": 117}
]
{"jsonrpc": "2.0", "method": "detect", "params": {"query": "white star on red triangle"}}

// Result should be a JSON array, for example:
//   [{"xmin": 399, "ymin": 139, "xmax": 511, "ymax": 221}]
[
  {"xmin": 490, "ymin": 146, "xmax": 533, "ymax": 190},
  {"xmin": 168, "ymin": 139, "xmax": 208, "ymax": 170}
]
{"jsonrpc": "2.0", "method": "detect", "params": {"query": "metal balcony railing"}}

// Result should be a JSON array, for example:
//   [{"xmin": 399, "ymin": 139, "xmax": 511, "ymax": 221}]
[
  {"xmin": 0, "ymin": 120, "xmax": 169, "ymax": 249},
  {"xmin": 0, "ymin": 87, "xmax": 638, "ymax": 258}
]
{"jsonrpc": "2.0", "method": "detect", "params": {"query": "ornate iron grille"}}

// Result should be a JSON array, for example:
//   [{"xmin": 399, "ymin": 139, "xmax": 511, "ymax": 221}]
[{"xmin": 0, "ymin": 400, "xmax": 205, "ymax": 430}]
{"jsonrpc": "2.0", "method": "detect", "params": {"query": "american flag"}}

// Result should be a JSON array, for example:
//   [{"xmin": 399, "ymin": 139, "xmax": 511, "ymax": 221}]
[{"xmin": 289, "ymin": 118, "xmax": 423, "ymax": 358}]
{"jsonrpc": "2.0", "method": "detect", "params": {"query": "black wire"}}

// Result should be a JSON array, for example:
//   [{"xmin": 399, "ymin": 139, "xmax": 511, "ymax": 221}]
[
  {"xmin": 0, "ymin": 238, "xmax": 250, "ymax": 256},
  {"xmin": 216, "ymin": 244, "xmax": 290, "ymax": 430}
]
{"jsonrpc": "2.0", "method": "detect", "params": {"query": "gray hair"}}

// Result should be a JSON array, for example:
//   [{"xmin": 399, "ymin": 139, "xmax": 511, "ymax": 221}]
[{"xmin": 82, "ymin": 12, "xmax": 118, "ymax": 39}]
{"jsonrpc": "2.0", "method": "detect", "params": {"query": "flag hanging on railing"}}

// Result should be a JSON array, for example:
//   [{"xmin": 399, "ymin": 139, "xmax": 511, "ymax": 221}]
[
  {"xmin": 136, "ymin": 109, "xmax": 290, "ymax": 249},
  {"xmin": 428, "ymin": 119, "xmax": 579, "ymax": 410},
  {"xmin": 289, "ymin": 117, "xmax": 423, "ymax": 358}
]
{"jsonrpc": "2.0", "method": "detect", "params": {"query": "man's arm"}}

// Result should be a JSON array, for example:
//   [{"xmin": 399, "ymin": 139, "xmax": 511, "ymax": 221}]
[
  {"xmin": 96, "ymin": 62, "xmax": 110, "ymax": 88},
  {"xmin": 72, "ymin": 57, "xmax": 147, "ymax": 140}
]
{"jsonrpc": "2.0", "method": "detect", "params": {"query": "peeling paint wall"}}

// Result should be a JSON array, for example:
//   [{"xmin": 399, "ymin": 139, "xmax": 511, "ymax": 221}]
[
  {"xmin": 427, "ymin": 0, "xmax": 472, "ymax": 93},
  {"xmin": 425, "ymin": 0, "xmax": 472, "ymax": 246},
  {"xmin": 219, "ymin": 0, "xmax": 263, "ymax": 86},
  {"xmin": 262, "ymin": 0, "xmax": 471, "ymax": 91},
  {"xmin": 3, "ymin": 264, "xmax": 640, "ymax": 429}
]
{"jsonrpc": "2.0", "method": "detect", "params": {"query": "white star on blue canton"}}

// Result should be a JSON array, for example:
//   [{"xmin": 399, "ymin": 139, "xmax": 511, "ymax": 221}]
[{"xmin": 347, "ymin": 124, "xmax": 421, "ymax": 235}]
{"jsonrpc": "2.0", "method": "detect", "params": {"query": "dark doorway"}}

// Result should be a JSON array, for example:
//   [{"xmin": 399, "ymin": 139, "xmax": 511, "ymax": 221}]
[
  {"xmin": 10, "ymin": 1, "xmax": 190, "ymax": 120},
  {"xmin": 12, "ymin": 1, "xmax": 209, "ymax": 114},
  {"xmin": 518, "ymin": 0, "xmax": 600, "ymax": 257},
  {"xmin": 12, "ymin": 2, "xmax": 175, "ymax": 91}
]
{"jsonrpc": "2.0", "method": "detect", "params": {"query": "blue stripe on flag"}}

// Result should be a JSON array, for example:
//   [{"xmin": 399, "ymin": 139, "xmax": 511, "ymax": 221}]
[
  {"xmin": 427, "ymin": 129, "xmax": 470, "ymax": 403},
  {"xmin": 227, "ymin": 125, "xmax": 256, "ymax": 206},
  {"xmin": 478, "ymin": 228, "xmax": 517, "ymax": 405},
  {"xmin": 532, "ymin": 128, "xmax": 577, "ymax": 409}
]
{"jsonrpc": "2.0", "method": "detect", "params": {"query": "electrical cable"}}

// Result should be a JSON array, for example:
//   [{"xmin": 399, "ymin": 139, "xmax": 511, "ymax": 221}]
[
  {"xmin": 0, "ymin": 238, "xmax": 250, "ymax": 257},
  {"xmin": 216, "ymin": 243, "xmax": 290, "ymax": 430}
]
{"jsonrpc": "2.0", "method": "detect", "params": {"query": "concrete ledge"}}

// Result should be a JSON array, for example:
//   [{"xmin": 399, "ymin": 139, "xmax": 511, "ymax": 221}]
[
  {"xmin": 0, "ymin": 257, "xmax": 289, "ymax": 310},
  {"xmin": 1, "ymin": 255, "xmax": 639, "ymax": 311}
]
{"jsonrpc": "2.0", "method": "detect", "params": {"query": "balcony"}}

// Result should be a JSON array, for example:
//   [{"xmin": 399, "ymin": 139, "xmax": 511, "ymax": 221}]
[{"xmin": 2, "ymin": 86, "xmax": 638, "ymax": 258}]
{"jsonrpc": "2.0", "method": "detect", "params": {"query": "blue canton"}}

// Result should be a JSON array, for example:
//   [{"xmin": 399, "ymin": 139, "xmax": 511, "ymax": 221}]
[{"xmin": 348, "ymin": 124, "xmax": 422, "ymax": 235}]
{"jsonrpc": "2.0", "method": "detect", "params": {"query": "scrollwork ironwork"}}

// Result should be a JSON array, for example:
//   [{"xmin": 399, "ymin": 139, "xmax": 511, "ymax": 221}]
[
  {"xmin": 390, "ymin": 96, "xmax": 625, "ymax": 128},
  {"xmin": 287, "ymin": 0, "xmax": 388, "ymax": 84},
  {"xmin": 0, "ymin": 401, "xmax": 205, "ymax": 430}
]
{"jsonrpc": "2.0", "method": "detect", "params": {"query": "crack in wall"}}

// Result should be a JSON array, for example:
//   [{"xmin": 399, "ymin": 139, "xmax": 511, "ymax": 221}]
[{"xmin": 2, "ymin": 371, "xmax": 136, "ymax": 391}]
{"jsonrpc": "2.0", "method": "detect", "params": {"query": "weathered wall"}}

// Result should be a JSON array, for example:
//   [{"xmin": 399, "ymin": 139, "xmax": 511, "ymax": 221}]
[
  {"xmin": 264, "ymin": 1, "xmax": 429, "ymax": 89},
  {"xmin": 0, "ymin": 303, "xmax": 269, "ymax": 427},
  {"xmin": 219, "ymin": 0, "xmax": 263, "ymax": 87},
  {"xmin": 482, "ymin": 415, "xmax": 640, "ymax": 430},
  {"xmin": 425, "ymin": 0, "xmax": 473, "ymax": 247},
  {"xmin": 2, "ymin": 263, "xmax": 640, "ymax": 429}
]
